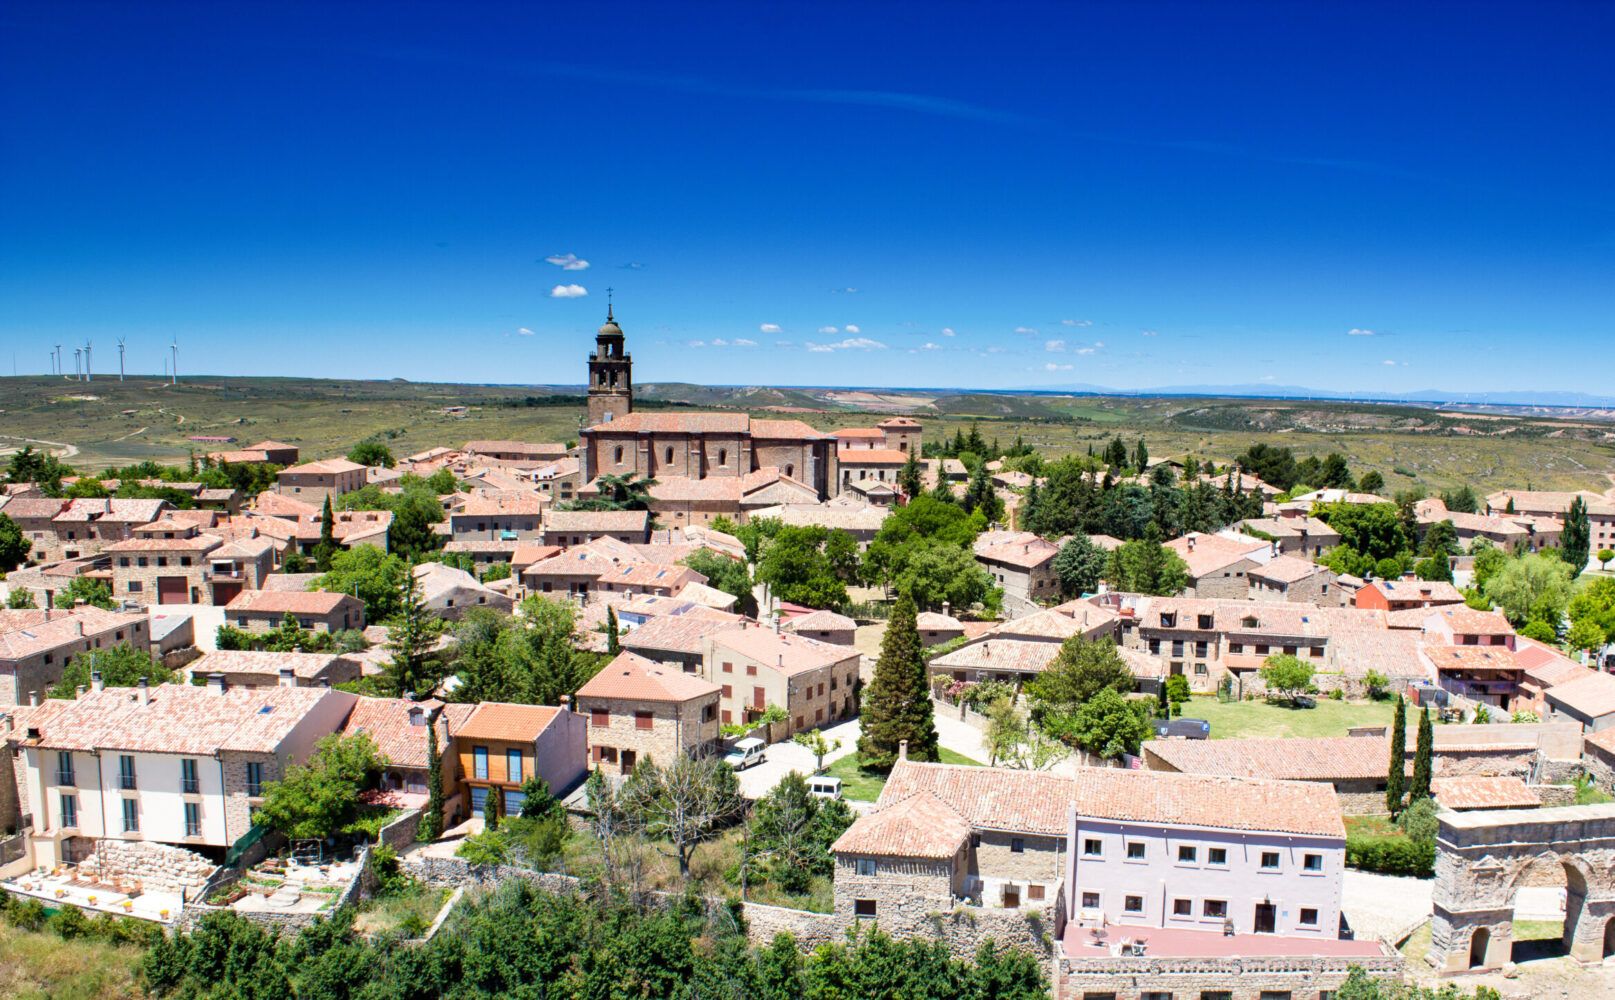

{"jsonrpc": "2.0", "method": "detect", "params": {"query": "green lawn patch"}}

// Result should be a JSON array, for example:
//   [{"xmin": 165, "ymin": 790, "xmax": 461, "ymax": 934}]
[
  {"xmin": 825, "ymin": 747, "xmax": 980, "ymax": 802},
  {"xmin": 1184, "ymin": 695, "xmax": 1397, "ymax": 740},
  {"xmin": 1512, "ymin": 919, "xmax": 1564, "ymax": 943}
]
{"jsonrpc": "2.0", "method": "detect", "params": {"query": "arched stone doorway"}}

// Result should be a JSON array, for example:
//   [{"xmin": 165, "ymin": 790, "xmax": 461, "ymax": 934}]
[
  {"xmin": 1469, "ymin": 927, "xmax": 1489, "ymax": 969},
  {"xmin": 1604, "ymin": 917, "xmax": 1615, "ymax": 959}
]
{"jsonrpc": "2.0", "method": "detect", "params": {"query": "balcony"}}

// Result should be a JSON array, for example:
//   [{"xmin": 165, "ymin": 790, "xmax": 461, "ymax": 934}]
[
  {"xmin": 55, "ymin": 771, "xmax": 76, "ymax": 787},
  {"xmin": 182, "ymin": 778, "xmax": 201, "ymax": 795},
  {"xmin": 118, "ymin": 775, "xmax": 137, "ymax": 791}
]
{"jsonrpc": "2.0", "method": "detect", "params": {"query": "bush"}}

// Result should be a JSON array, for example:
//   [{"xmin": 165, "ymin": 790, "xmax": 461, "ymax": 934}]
[
  {"xmin": 1346, "ymin": 833, "xmax": 1435, "ymax": 876},
  {"xmin": 1, "ymin": 893, "xmax": 48, "ymax": 931},
  {"xmin": 48, "ymin": 903, "xmax": 92, "ymax": 940}
]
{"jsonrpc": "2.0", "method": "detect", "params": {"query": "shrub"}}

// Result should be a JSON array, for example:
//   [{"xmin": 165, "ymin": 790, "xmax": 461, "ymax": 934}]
[{"xmin": 1346, "ymin": 832, "xmax": 1436, "ymax": 877}]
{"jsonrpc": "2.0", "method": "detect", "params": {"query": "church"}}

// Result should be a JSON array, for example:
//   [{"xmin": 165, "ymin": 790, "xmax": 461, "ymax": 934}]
[{"xmin": 576, "ymin": 308, "xmax": 921, "ymax": 524}]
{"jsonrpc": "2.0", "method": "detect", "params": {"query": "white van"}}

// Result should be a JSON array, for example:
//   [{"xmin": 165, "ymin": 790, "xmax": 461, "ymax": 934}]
[
  {"xmin": 807, "ymin": 776, "xmax": 843, "ymax": 800},
  {"xmin": 723, "ymin": 737, "xmax": 767, "ymax": 770}
]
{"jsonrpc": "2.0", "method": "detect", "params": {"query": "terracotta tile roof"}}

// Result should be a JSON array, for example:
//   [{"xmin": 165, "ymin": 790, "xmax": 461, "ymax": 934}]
[
  {"xmin": 974, "ymin": 531, "xmax": 1060, "ymax": 570},
  {"xmin": 929, "ymin": 638, "xmax": 1062, "ymax": 675},
  {"xmin": 103, "ymin": 535, "xmax": 223, "ymax": 553},
  {"xmin": 986, "ymin": 610, "xmax": 1087, "ymax": 641},
  {"xmin": 877, "ymin": 416, "xmax": 922, "ymax": 427},
  {"xmin": 708, "ymin": 627, "xmax": 858, "ymax": 676},
  {"xmin": 1144, "ymin": 736, "xmax": 1395, "ymax": 782},
  {"xmin": 260, "ymin": 572, "xmax": 324, "ymax": 592},
  {"xmin": 1327, "ymin": 629, "xmax": 1428, "ymax": 679},
  {"xmin": 1425, "ymin": 606, "xmax": 1515, "ymax": 636},
  {"xmin": 915, "ymin": 611, "xmax": 963, "ymax": 632},
  {"xmin": 1421, "ymin": 644, "xmax": 1520, "ymax": 674},
  {"xmin": 878, "ymin": 761, "xmax": 1075, "ymax": 835},
  {"xmin": 443, "ymin": 539, "xmax": 520, "ymax": 554},
  {"xmin": 455, "ymin": 701, "xmax": 562, "ymax": 742},
  {"xmin": 1484, "ymin": 490, "xmax": 1615, "ymax": 517},
  {"xmin": 675, "ymin": 581, "xmax": 738, "ymax": 610},
  {"xmin": 1584, "ymin": 727, "xmax": 1615, "ymax": 757},
  {"xmin": 23, "ymin": 684, "xmax": 348, "ymax": 755},
  {"xmin": 833, "ymin": 428, "xmax": 886, "ymax": 439},
  {"xmin": 1248, "ymin": 555, "xmax": 1328, "ymax": 585},
  {"xmin": 748, "ymin": 503, "xmax": 888, "ymax": 532},
  {"xmin": 1167, "ymin": 532, "xmax": 1267, "ymax": 578},
  {"xmin": 463, "ymin": 440, "xmax": 568, "ymax": 457},
  {"xmin": 622, "ymin": 613, "xmax": 746, "ymax": 656},
  {"xmin": 1513, "ymin": 637, "xmax": 1589, "ymax": 687},
  {"xmin": 0, "ymin": 498, "xmax": 69, "ymax": 519},
  {"xmin": 341, "ymin": 697, "xmax": 465, "ymax": 770},
  {"xmin": 836, "ymin": 448, "xmax": 908, "ymax": 464},
  {"xmin": 455, "ymin": 497, "xmax": 546, "ymax": 517},
  {"xmin": 1544, "ymin": 670, "xmax": 1615, "ymax": 719},
  {"xmin": 781, "ymin": 609, "xmax": 856, "ymax": 632},
  {"xmin": 190, "ymin": 649, "xmax": 349, "ymax": 680},
  {"xmin": 830, "ymin": 790, "xmax": 972, "ymax": 859},
  {"xmin": 282, "ymin": 458, "xmax": 366, "ymax": 475},
  {"xmin": 586, "ymin": 411, "xmax": 751, "ymax": 434},
  {"xmin": 578, "ymin": 651, "xmax": 721, "ymax": 702},
  {"xmin": 750, "ymin": 418, "xmax": 835, "ymax": 441},
  {"xmin": 0, "ymin": 607, "xmax": 148, "ymax": 661},
  {"xmin": 511, "ymin": 543, "xmax": 562, "ymax": 568},
  {"xmin": 253, "ymin": 492, "xmax": 321, "ymax": 519},
  {"xmin": 1368, "ymin": 578, "xmax": 1465, "ymax": 604},
  {"xmin": 1071, "ymin": 767, "xmax": 1345, "ymax": 839},
  {"xmin": 1432, "ymin": 775, "xmax": 1542, "ymax": 810},
  {"xmin": 545, "ymin": 510, "xmax": 649, "ymax": 532},
  {"xmin": 225, "ymin": 590, "xmax": 359, "ymax": 616}
]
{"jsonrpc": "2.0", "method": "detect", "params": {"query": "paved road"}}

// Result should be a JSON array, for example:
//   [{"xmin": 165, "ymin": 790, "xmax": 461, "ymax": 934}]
[
  {"xmin": 734, "ymin": 716, "xmax": 863, "ymax": 798},
  {"xmin": 1341, "ymin": 870, "xmax": 1432, "ymax": 943}
]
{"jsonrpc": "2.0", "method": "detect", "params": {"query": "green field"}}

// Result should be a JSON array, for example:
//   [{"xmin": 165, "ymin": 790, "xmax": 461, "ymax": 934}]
[
  {"xmin": 3, "ymin": 374, "xmax": 1613, "ymax": 494},
  {"xmin": 1185, "ymin": 695, "xmax": 1398, "ymax": 740}
]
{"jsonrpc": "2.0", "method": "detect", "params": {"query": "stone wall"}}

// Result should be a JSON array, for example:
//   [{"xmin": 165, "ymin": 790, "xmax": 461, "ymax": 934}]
[
  {"xmin": 1535, "ymin": 783, "xmax": 1578, "ymax": 808},
  {"xmin": 378, "ymin": 808, "xmax": 422, "ymax": 852},
  {"xmin": 1053, "ymin": 950, "xmax": 1404, "ymax": 1000},
  {"xmin": 79, "ymin": 840, "xmax": 216, "ymax": 898}
]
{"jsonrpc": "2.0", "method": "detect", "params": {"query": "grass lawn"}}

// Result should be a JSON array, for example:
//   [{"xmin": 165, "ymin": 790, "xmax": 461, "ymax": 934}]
[
  {"xmin": 1344, "ymin": 814, "xmax": 1400, "ymax": 838},
  {"xmin": 825, "ymin": 747, "xmax": 981, "ymax": 803},
  {"xmin": 1513, "ymin": 920, "xmax": 1564, "ymax": 942},
  {"xmin": 1184, "ymin": 695, "xmax": 1397, "ymax": 740},
  {"xmin": 354, "ymin": 883, "xmax": 452, "ymax": 937},
  {"xmin": 0, "ymin": 923, "xmax": 144, "ymax": 1000},
  {"xmin": 1399, "ymin": 921, "xmax": 1432, "ymax": 964}
]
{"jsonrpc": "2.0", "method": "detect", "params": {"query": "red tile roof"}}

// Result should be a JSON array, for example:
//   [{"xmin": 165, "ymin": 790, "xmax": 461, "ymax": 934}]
[
  {"xmin": 225, "ymin": 590, "xmax": 360, "ymax": 616},
  {"xmin": 878, "ymin": 761, "xmax": 1075, "ymax": 836},
  {"xmin": 577, "ymin": 651, "xmax": 721, "ymax": 702},
  {"xmin": 455, "ymin": 701, "xmax": 562, "ymax": 742},
  {"xmin": 830, "ymin": 790, "xmax": 972, "ymax": 859},
  {"xmin": 1144, "ymin": 736, "xmax": 1396, "ymax": 782},
  {"xmin": 1432, "ymin": 775, "xmax": 1542, "ymax": 810},
  {"xmin": 1071, "ymin": 767, "xmax": 1345, "ymax": 838}
]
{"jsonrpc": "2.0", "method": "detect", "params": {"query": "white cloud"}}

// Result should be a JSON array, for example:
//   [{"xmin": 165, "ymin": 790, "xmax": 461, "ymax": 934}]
[
  {"xmin": 544, "ymin": 253, "xmax": 589, "ymax": 271},
  {"xmin": 805, "ymin": 337, "xmax": 886, "ymax": 353},
  {"xmin": 1061, "ymin": 319, "xmax": 1093, "ymax": 328},
  {"xmin": 1140, "ymin": 329, "xmax": 1158, "ymax": 337},
  {"xmin": 941, "ymin": 327, "xmax": 956, "ymax": 337},
  {"xmin": 550, "ymin": 284, "xmax": 588, "ymax": 298},
  {"xmin": 688, "ymin": 340, "xmax": 707, "ymax": 348},
  {"xmin": 711, "ymin": 339, "xmax": 730, "ymax": 347},
  {"xmin": 1094, "ymin": 340, "xmax": 1105, "ymax": 348},
  {"xmin": 517, "ymin": 327, "xmax": 534, "ymax": 336},
  {"xmin": 759, "ymin": 323, "xmax": 782, "ymax": 334},
  {"xmin": 1349, "ymin": 328, "xmax": 1376, "ymax": 336},
  {"xmin": 1382, "ymin": 359, "xmax": 1398, "ymax": 366},
  {"xmin": 921, "ymin": 342, "xmax": 942, "ymax": 351},
  {"xmin": 733, "ymin": 338, "xmax": 758, "ymax": 347},
  {"xmin": 1014, "ymin": 326, "xmax": 1038, "ymax": 335},
  {"xmin": 1044, "ymin": 362, "xmax": 1073, "ymax": 372},
  {"xmin": 844, "ymin": 324, "xmax": 861, "ymax": 334},
  {"xmin": 1076, "ymin": 347, "xmax": 1097, "ymax": 355},
  {"xmin": 817, "ymin": 325, "xmax": 839, "ymax": 334},
  {"xmin": 1045, "ymin": 340, "xmax": 1066, "ymax": 353},
  {"xmin": 775, "ymin": 340, "xmax": 794, "ymax": 347},
  {"xmin": 1259, "ymin": 374, "xmax": 1277, "ymax": 381}
]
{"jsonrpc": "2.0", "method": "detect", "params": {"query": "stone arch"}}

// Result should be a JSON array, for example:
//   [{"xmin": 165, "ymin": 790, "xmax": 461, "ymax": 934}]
[
  {"xmin": 1468, "ymin": 926, "xmax": 1489, "ymax": 969},
  {"xmin": 1604, "ymin": 916, "xmax": 1615, "ymax": 959}
]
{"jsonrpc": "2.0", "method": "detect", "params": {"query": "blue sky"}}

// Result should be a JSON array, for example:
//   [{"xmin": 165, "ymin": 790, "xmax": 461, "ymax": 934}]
[{"xmin": 2, "ymin": 2, "xmax": 1612, "ymax": 393}]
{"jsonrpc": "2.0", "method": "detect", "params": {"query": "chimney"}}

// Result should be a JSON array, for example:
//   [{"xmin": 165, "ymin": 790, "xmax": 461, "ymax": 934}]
[
  {"xmin": 27, "ymin": 691, "xmax": 38, "ymax": 708},
  {"xmin": 560, "ymin": 694, "xmax": 571, "ymax": 713},
  {"xmin": 899, "ymin": 740, "xmax": 908, "ymax": 761},
  {"xmin": 138, "ymin": 677, "xmax": 150, "ymax": 705},
  {"xmin": 207, "ymin": 672, "xmax": 227, "ymax": 695},
  {"xmin": 407, "ymin": 705, "xmax": 426, "ymax": 726},
  {"xmin": 320, "ymin": 677, "xmax": 331, "ymax": 688},
  {"xmin": 76, "ymin": 684, "xmax": 87, "ymax": 699},
  {"xmin": 1271, "ymin": 541, "xmax": 1279, "ymax": 558},
  {"xmin": 1187, "ymin": 536, "xmax": 1196, "ymax": 552},
  {"xmin": 941, "ymin": 601, "xmax": 951, "ymax": 619},
  {"xmin": 91, "ymin": 671, "xmax": 104, "ymax": 693},
  {"xmin": 278, "ymin": 667, "xmax": 296, "ymax": 688},
  {"xmin": 773, "ymin": 615, "xmax": 781, "ymax": 634},
  {"xmin": 777, "ymin": 653, "xmax": 784, "ymax": 669}
]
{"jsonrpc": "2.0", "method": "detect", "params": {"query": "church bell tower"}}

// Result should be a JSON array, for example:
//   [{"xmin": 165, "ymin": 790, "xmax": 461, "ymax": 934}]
[{"xmin": 586, "ymin": 301, "xmax": 633, "ymax": 426}]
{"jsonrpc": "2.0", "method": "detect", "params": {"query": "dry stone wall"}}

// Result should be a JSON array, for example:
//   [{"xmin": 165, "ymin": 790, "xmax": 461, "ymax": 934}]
[{"xmin": 79, "ymin": 840, "xmax": 215, "ymax": 897}]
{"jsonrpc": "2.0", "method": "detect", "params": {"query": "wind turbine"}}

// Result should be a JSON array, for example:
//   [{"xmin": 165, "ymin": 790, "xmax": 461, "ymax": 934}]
[
  {"xmin": 73, "ymin": 348, "xmax": 82, "ymax": 380},
  {"xmin": 84, "ymin": 340, "xmax": 92, "ymax": 382},
  {"xmin": 170, "ymin": 338, "xmax": 178, "ymax": 385},
  {"xmin": 53, "ymin": 344, "xmax": 61, "ymax": 376},
  {"xmin": 117, "ymin": 337, "xmax": 126, "ymax": 381}
]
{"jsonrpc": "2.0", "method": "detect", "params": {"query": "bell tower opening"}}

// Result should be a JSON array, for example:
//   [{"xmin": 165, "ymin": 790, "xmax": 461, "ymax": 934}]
[{"xmin": 586, "ymin": 295, "xmax": 633, "ymax": 426}]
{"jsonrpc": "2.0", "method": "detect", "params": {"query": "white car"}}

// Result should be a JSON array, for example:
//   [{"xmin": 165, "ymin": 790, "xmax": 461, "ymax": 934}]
[
  {"xmin": 723, "ymin": 737, "xmax": 767, "ymax": 770},
  {"xmin": 807, "ymin": 776, "xmax": 843, "ymax": 800}
]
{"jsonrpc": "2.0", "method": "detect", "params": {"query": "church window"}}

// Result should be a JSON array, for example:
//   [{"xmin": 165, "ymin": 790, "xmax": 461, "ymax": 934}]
[
  {"xmin": 614, "ymin": 446, "xmax": 624, "ymax": 464},
  {"xmin": 786, "ymin": 464, "xmax": 794, "ymax": 478},
  {"xmin": 665, "ymin": 446, "xmax": 675, "ymax": 463},
  {"xmin": 718, "ymin": 448, "xmax": 728, "ymax": 466}
]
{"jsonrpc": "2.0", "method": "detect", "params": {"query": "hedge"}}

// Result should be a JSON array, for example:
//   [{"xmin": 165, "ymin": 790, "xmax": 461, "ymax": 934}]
[{"xmin": 1346, "ymin": 833, "xmax": 1435, "ymax": 877}]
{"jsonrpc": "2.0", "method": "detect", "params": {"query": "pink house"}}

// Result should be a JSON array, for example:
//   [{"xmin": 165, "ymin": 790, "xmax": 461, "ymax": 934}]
[{"xmin": 1065, "ymin": 767, "xmax": 1348, "ymax": 941}]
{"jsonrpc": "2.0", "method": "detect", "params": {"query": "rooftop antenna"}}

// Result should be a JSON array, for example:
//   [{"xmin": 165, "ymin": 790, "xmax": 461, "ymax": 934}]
[{"xmin": 117, "ymin": 337, "xmax": 126, "ymax": 381}]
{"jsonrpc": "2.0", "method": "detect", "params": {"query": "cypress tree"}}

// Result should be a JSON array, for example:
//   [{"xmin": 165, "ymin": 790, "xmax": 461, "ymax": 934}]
[
  {"xmin": 606, "ymin": 607, "xmax": 621, "ymax": 655},
  {"xmin": 1411, "ymin": 706, "xmax": 1434, "ymax": 801},
  {"xmin": 486, "ymin": 784, "xmax": 503, "ymax": 831},
  {"xmin": 1386, "ymin": 695, "xmax": 1407, "ymax": 815},
  {"xmin": 1564, "ymin": 495, "xmax": 1591, "ymax": 577},
  {"xmin": 856, "ymin": 593, "xmax": 939, "ymax": 771},
  {"xmin": 315, "ymin": 496, "xmax": 337, "ymax": 573},
  {"xmin": 417, "ymin": 720, "xmax": 445, "ymax": 841},
  {"xmin": 898, "ymin": 451, "xmax": 923, "ymax": 499}
]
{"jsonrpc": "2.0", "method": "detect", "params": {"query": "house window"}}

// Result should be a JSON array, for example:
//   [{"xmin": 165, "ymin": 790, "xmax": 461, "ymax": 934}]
[
  {"xmin": 1201, "ymin": 993, "xmax": 1233, "ymax": 1000},
  {"xmin": 1177, "ymin": 845, "xmax": 1196, "ymax": 863},
  {"xmin": 718, "ymin": 448, "xmax": 728, "ymax": 466},
  {"xmin": 118, "ymin": 755, "xmax": 137, "ymax": 790},
  {"xmin": 1208, "ymin": 847, "xmax": 1227, "ymax": 865},
  {"xmin": 855, "ymin": 859, "xmax": 877, "ymax": 876},
  {"xmin": 1299, "ymin": 908, "xmax": 1319, "ymax": 926},
  {"xmin": 122, "ymin": 797, "xmax": 139, "ymax": 833},
  {"xmin": 185, "ymin": 802, "xmax": 202, "ymax": 837},
  {"xmin": 60, "ymin": 793, "xmax": 78, "ymax": 828},
  {"xmin": 721, "ymin": 684, "xmax": 732, "ymax": 698},
  {"xmin": 746, "ymin": 664, "xmax": 757, "ymax": 676},
  {"xmin": 635, "ymin": 711, "xmax": 654, "ymax": 730},
  {"xmin": 179, "ymin": 758, "xmax": 200, "ymax": 794},
  {"xmin": 614, "ymin": 447, "xmax": 624, "ymax": 464},
  {"xmin": 1010, "ymin": 837, "xmax": 1025, "ymax": 853},
  {"xmin": 1260, "ymin": 851, "xmax": 1281, "ymax": 870},
  {"xmin": 473, "ymin": 746, "xmax": 489, "ymax": 780},
  {"xmin": 245, "ymin": 762, "xmax": 263, "ymax": 797},
  {"xmin": 1203, "ymin": 899, "xmax": 1227, "ymax": 918},
  {"xmin": 1303, "ymin": 853, "xmax": 1323, "ymax": 872},
  {"xmin": 722, "ymin": 661, "xmax": 733, "ymax": 673},
  {"xmin": 507, "ymin": 749, "xmax": 523, "ymax": 783},
  {"xmin": 1123, "ymin": 895, "xmax": 1144, "ymax": 913},
  {"xmin": 1126, "ymin": 842, "xmax": 1146, "ymax": 860},
  {"xmin": 56, "ymin": 751, "xmax": 75, "ymax": 787},
  {"xmin": 1257, "ymin": 993, "xmax": 1292, "ymax": 1000},
  {"xmin": 591, "ymin": 708, "xmax": 610, "ymax": 728},
  {"xmin": 1028, "ymin": 884, "xmax": 1045, "ymax": 901},
  {"xmin": 664, "ymin": 446, "xmax": 674, "ymax": 463},
  {"xmin": 128, "ymin": 580, "xmax": 143, "ymax": 592},
  {"xmin": 1083, "ymin": 838, "xmax": 1102, "ymax": 856},
  {"xmin": 1080, "ymin": 891, "xmax": 1099, "ymax": 908},
  {"xmin": 854, "ymin": 899, "xmax": 877, "ymax": 917},
  {"xmin": 1173, "ymin": 898, "xmax": 1193, "ymax": 916}
]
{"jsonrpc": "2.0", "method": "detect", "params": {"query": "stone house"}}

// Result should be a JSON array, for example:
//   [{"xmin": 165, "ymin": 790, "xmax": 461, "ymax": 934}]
[
  {"xmin": 341, "ymin": 697, "xmax": 476, "ymax": 827},
  {"xmin": 6, "ymin": 497, "xmax": 171, "ymax": 565},
  {"xmin": 14, "ymin": 678, "xmax": 355, "ymax": 869},
  {"xmin": 1141, "ymin": 735, "xmax": 1399, "ymax": 815},
  {"xmin": 448, "ymin": 497, "xmax": 546, "ymax": 543},
  {"xmin": 702, "ymin": 624, "xmax": 860, "ymax": 736},
  {"xmin": 0, "ymin": 606, "xmax": 152, "ymax": 706},
  {"xmin": 915, "ymin": 610, "xmax": 965, "ymax": 647},
  {"xmin": 224, "ymin": 590, "xmax": 366, "ymax": 635},
  {"xmin": 973, "ymin": 531, "xmax": 1061, "ymax": 607},
  {"xmin": 1543, "ymin": 670, "xmax": 1615, "ymax": 733},
  {"xmin": 539, "ymin": 509, "xmax": 650, "ymax": 546},
  {"xmin": 105, "ymin": 525, "xmax": 223, "ymax": 607},
  {"xmin": 452, "ymin": 701, "xmax": 587, "ymax": 817},
  {"xmin": 780, "ymin": 609, "xmax": 857, "ymax": 646},
  {"xmin": 644, "ymin": 470, "xmax": 820, "ymax": 528},
  {"xmin": 1167, "ymin": 531, "xmax": 1271, "ymax": 599},
  {"xmin": 620, "ymin": 613, "xmax": 746, "ymax": 673},
  {"xmin": 1237, "ymin": 516, "xmax": 1341, "ymax": 559},
  {"xmin": 1485, "ymin": 490, "xmax": 1615, "ymax": 567},
  {"xmin": 414, "ymin": 562, "xmax": 514, "ymax": 619},
  {"xmin": 461, "ymin": 440, "xmax": 568, "ymax": 464},
  {"xmin": 184, "ymin": 650, "xmax": 361, "ymax": 689},
  {"xmin": 836, "ymin": 449, "xmax": 906, "ymax": 493},
  {"xmin": 274, "ymin": 458, "xmax": 367, "ymax": 502},
  {"xmin": 575, "ymin": 650, "xmax": 721, "ymax": 775},
  {"xmin": 1245, "ymin": 554, "xmax": 1335, "ymax": 605},
  {"xmin": 581, "ymin": 409, "xmax": 839, "ymax": 502},
  {"xmin": 1355, "ymin": 576, "xmax": 1465, "ymax": 613}
]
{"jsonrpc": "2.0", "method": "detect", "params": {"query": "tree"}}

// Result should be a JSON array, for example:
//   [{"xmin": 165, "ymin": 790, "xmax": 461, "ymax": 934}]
[
  {"xmin": 1599, "ymin": 549, "xmax": 1615, "ymax": 571},
  {"xmin": 682, "ymin": 549, "xmax": 757, "ymax": 617},
  {"xmin": 1025, "ymin": 634, "xmax": 1135, "ymax": 711},
  {"xmin": 1564, "ymin": 495, "xmax": 1591, "ymax": 575},
  {"xmin": 1482, "ymin": 553, "xmax": 1573, "ymax": 626},
  {"xmin": 823, "ymin": 529, "xmax": 861, "ymax": 585},
  {"xmin": 605, "ymin": 607, "xmax": 620, "ymax": 655},
  {"xmin": 1420, "ymin": 520, "xmax": 1460, "ymax": 560},
  {"xmin": 347, "ymin": 440, "xmax": 396, "ymax": 468},
  {"xmin": 314, "ymin": 544, "xmax": 410, "ymax": 621},
  {"xmin": 517, "ymin": 776, "xmax": 564, "ymax": 820},
  {"xmin": 1316, "ymin": 502, "xmax": 1411, "ymax": 563},
  {"xmin": 1410, "ymin": 707, "xmax": 1434, "ymax": 802},
  {"xmin": 1053, "ymin": 534, "xmax": 1107, "ymax": 597},
  {"xmin": 1235, "ymin": 443, "xmax": 1299, "ymax": 491},
  {"xmin": 1471, "ymin": 539, "xmax": 1506, "ymax": 591},
  {"xmin": 452, "ymin": 597, "xmax": 602, "ymax": 706},
  {"xmin": 961, "ymin": 461, "xmax": 1003, "ymax": 522},
  {"xmin": 891, "ymin": 537, "xmax": 998, "ymax": 613},
  {"xmin": 51, "ymin": 576, "xmax": 116, "ymax": 611},
  {"xmin": 256, "ymin": 733, "xmax": 387, "ymax": 840},
  {"xmin": 754, "ymin": 525, "xmax": 847, "ymax": 610},
  {"xmin": 562, "ymin": 472, "xmax": 656, "ymax": 512},
  {"xmin": 1061, "ymin": 687, "xmax": 1152, "ymax": 759},
  {"xmin": 1105, "ymin": 533, "xmax": 1190, "ymax": 595},
  {"xmin": 49, "ymin": 644, "xmax": 174, "ymax": 698},
  {"xmin": 1441, "ymin": 485, "xmax": 1480, "ymax": 514},
  {"xmin": 617, "ymin": 753, "xmax": 745, "ymax": 877},
  {"xmin": 1357, "ymin": 470, "xmax": 1385, "ymax": 494},
  {"xmin": 1163, "ymin": 673, "xmax": 1191, "ymax": 717},
  {"xmin": 6, "ymin": 587, "xmax": 35, "ymax": 609},
  {"xmin": 417, "ymin": 721, "xmax": 445, "ymax": 841},
  {"xmin": 384, "ymin": 571, "xmax": 446, "ymax": 698},
  {"xmin": 1259, "ymin": 653, "xmax": 1314, "ymax": 703},
  {"xmin": 897, "ymin": 450, "xmax": 923, "ymax": 498},
  {"xmin": 791, "ymin": 728, "xmax": 842, "ymax": 773},
  {"xmin": 856, "ymin": 593, "xmax": 939, "ymax": 770},
  {"xmin": 1568, "ymin": 617, "xmax": 1606, "ymax": 654},
  {"xmin": 984, "ymin": 696, "xmax": 1066, "ymax": 769},
  {"xmin": 0, "ymin": 512, "xmax": 30, "ymax": 571},
  {"xmin": 747, "ymin": 770, "xmax": 854, "ymax": 894},
  {"xmin": 1386, "ymin": 696, "xmax": 1407, "ymax": 815}
]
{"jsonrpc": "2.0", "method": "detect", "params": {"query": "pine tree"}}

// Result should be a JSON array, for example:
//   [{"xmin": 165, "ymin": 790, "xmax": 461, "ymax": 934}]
[
  {"xmin": 485, "ymin": 784, "xmax": 503, "ymax": 831},
  {"xmin": 417, "ymin": 720, "xmax": 445, "ymax": 841},
  {"xmin": 856, "ymin": 593, "xmax": 938, "ymax": 771},
  {"xmin": 1411, "ymin": 706, "xmax": 1434, "ymax": 802},
  {"xmin": 314, "ymin": 496, "xmax": 337, "ymax": 573},
  {"xmin": 1021, "ymin": 479, "xmax": 1043, "ymax": 534},
  {"xmin": 1563, "ymin": 495, "xmax": 1591, "ymax": 577},
  {"xmin": 606, "ymin": 607, "xmax": 621, "ymax": 655},
  {"xmin": 385, "ymin": 571, "xmax": 445, "ymax": 698},
  {"xmin": 1386, "ymin": 695, "xmax": 1407, "ymax": 815},
  {"xmin": 1133, "ymin": 438, "xmax": 1149, "ymax": 473},
  {"xmin": 898, "ymin": 451, "xmax": 923, "ymax": 499}
]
